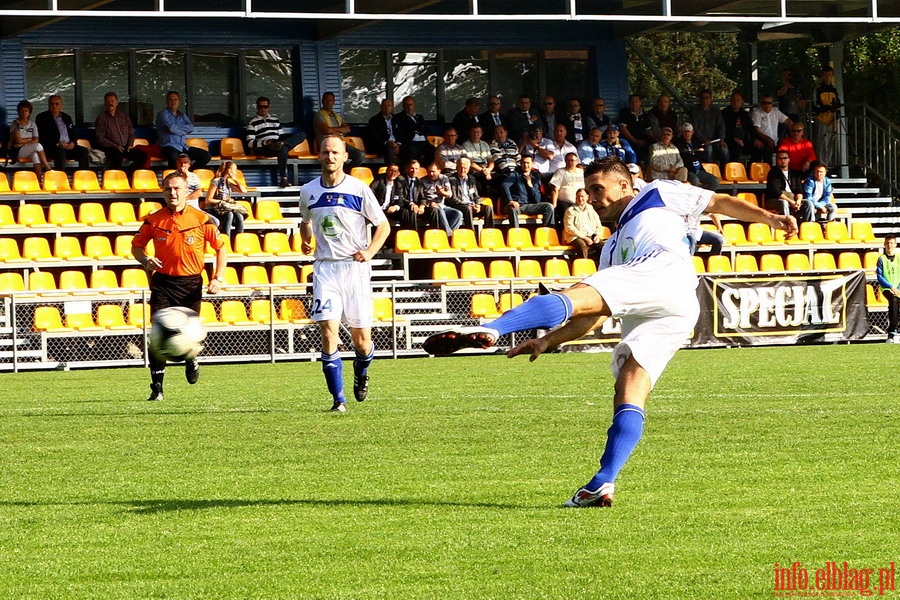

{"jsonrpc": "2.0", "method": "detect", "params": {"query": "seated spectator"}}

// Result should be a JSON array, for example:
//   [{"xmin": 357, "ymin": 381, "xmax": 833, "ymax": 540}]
[
  {"xmin": 370, "ymin": 162, "xmax": 417, "ymax": 231},
  {"xmin": 204, "ymin": 160, "xmax": 247, "ymax": 239},
  {"xmin": 506, "ymin": 95, "xmax": 538, "ymax": 147},
  {"xmin": 648, "ymin": 94, "xmax": 679, "ymax": 142},
  {"xmin": 525, "ymin": 123, "xmax": 576, "ymax": 182},
  {"xmin": 435, "ymin": 128, "xmax": 467, "ymax": 174},
  {"xmin": 246, "ymin": 95, "xmax": 306, "ymax": 188},
  {"xmin": 751, "ymin": 95, "xmax": 792, "ymax": 164},
  {"xmin": 563, "ymin": 188, "xmax": 604, "ymax": 259},
  {"xmin": 394, "ymin": 95, "xmax": 434, "ymax": 165},
  {"xmin": 765, "ymin": 150, "xmax": 814, "ymax": 224},
  {"xmin": 583, "ymin": 98, "xmax": 610, "ymax": 134},
  {"xmin": 674, "ymin": 123, "xmax": 718, "ymax": 189},
  {"xmin": 628, "ymin": 162, "xmax": 648, "ymax": 192},
  {"xmin": 648, "ymin": 127, "xmax": 687, "ymax": 182},
  {"xmin": 538, "ymin": 96, "xmax": 561, "ymax": 140},
  {"xmin": 803, "ymin": 161, "xmax": 837, "ymax": 222},
  {"xmin": 313, "ymin": 91, "xmax": 364, "ymax": 172},
  {"xmin": 777, "ymin": 123, "xmax": 817, "ymax": 175},
  {"xmin": 35, "ymin": 95, "xmax": 89, "ymax": 170},
  {"xmin": 690, "ymin": 214, "xmax": 726, "ymax": 256},
  {"xmin": 563, "ymin": 98, "xmax": 586, "ymax": 144},
  {"xmin": 720, "ymin": 91, "xmax": 753, "ymax": 163},
  {"xmin": 599, "ymin": 124, "xmax": 637, "ymax": 164},
  {"xmin": 366, "ymin": 98, "xmax": 401, "ymax": 167},
  {"xmin": 155, "ymin": 91, "xmax": 211, "ymax": 168},
  {"xmin": 94, "ymin": 91, "xmax": 150, "ymax": 171},
  {"xmin": 461, "ymin": 124, "xmax": 494, "ymax": 194},
  {"xmin": 416, "ymin": 162, "xmax": 462, "ymax": 237},
  {"xmin": 690, "ymin": 89, "xmax": 729, "ymax": 167},
  {"xmin": 490, "ymin": 124, "xmax": 521, "ymax": 198},
  {"xmin": 9, "ymin": 100, "xmax": 51, "ymax": 180},
  {"xmin": 479, "ymin": 96, "xmax": 506, "ymax": 142},
  {"xmin": 174, "ymin": 153, "xmax": 215, "ymax": 221},
  {"xmin": 501, "ymin": 155, "xmax": 554, "ymax": 227},
  {"xmin": 447, "ymin": 157, "xmax": 494, "ymax": 229},
  {"xmin": 451, "ymin": 97, "xmax": 483, "ymax": 142},
  {"xmin": 617, "ymin": 94, "xmax": 653, "ymax": 160},
  {"xmin": 398, "ymin": 159, "xmax": 424, "ymax": 211},
  {"xmin": 548, "ymin": 152, "xmax": 585, "ymax": 224},
  {"xmin": 577, "ymin": 127, "xmax": 605, "ymax": 167}
]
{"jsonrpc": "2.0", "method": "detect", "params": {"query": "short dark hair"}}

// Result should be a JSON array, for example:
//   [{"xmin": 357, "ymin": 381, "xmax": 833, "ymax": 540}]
[
  {"xmin": 256, "ymin": 96, "xmax": 270, "ymax": 105},
  {"xmin": 885, "ymin": 234, "xmax": 896, "ymax": 242},
  {"xmin": 584, "ymin": 156, "xmax": 633, "ymax": 184},
  {"xmin": 104, "ymin": 92, "xmax": 118, "ymax": 101},
  {"xmin": 17, "ymin": 100, "xmax": 33, "ymax": 112}
]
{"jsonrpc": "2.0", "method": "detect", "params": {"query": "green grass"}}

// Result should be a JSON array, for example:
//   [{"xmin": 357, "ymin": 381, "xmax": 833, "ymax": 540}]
[{"xmin": 1, "ymin": 345, "xmax": 898, "ymax": 599}]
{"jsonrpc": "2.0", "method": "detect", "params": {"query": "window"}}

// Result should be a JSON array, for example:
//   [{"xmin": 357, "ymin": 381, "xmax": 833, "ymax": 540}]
[
  {"xmin": 339, "ymin": 48, "xmax": 387, "ymax": 123},
  {"xmin": 82, "ymin": 51, "xmax": 130, "ymax": 125},
  {"xmin": 544, "ymin": 50, "xmax": 591, "ymax": 105},
  {"xmin": 25, "ymin": 49, "xmax": 75, "ymax": 114},
  {"xmin": 134, "ymin": 50, "xmax": 186, "ymax": 126},
  {"xmin": 493, "ymin": 51, "xmax": 539, "ymax": 108},
  {"xmin": 192, "ymin": 50, "xmax": 239, "ymax": 123},
  {"xmin": 442, "ymin": 50, "xmax": 489, "ymax": 117},
  {"xmin": 244, "ymin": 49, "xmax": 294, "ymax": 124},
  {"xmin": 393, "ymin": 51, "xmax": 438, "ymax": 120}
]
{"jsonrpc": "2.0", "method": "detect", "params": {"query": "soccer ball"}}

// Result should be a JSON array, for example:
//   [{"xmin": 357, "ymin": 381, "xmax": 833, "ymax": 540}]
[{"xmin": 149, "ymin": 307, "xmax": 207, "ymax": 362}]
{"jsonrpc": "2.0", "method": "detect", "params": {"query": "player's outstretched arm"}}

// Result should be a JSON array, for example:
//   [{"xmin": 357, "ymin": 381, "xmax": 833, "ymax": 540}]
[
  {"xmin": 507, "ymin": 315, "xmax": 608, "ymax": 362},
  {"xmin": 705, "ymin": 193, "xmax": 798, "ymax": 238}
]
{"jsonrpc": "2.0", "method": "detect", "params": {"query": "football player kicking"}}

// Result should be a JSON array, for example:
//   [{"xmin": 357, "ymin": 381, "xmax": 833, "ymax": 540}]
[
  {"xmin": 424, "ymin": 157, "xmax": 797, "ymax": 507},
  {"xmin": 298, "ymin": 136, "xmax": 390, "ymax": 412}
]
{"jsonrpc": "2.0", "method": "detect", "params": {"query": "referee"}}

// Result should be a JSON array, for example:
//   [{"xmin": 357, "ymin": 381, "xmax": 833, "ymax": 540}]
[{"xmin": 132, "ymin": 172, "xmax": 228, "ymax": 401}]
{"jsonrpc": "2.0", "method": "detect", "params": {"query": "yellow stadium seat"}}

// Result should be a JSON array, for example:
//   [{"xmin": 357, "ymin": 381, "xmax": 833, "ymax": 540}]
[
  {"xmin": 394, "ymin": 229, "xmax": 425, "ymax": 253},
  {"xmin": 812, "ymin": 252, "xmax": 837, "ymax": 270},
  {"xmin": 33, "ymin": 306, "xmax": 72, "ymax": 332},
  {"xmin": 280, "ymin": 298, "xmax": 312, "ymax": 324},
  {"xmin": 22, "ymin": 237, "xmax": 54, "ymax": 261},
  {"xmin": 479, "ymin": 228, "xmax": 509, "ymax": 251},
  {"xmin": 863, "ymin": 251, "xmax": 880, "ymax": 272},
  {"xmin": 288, "ymin": 139, "xmax": 315, "ymax": 158},
  {"xmin": 0, "ymin": 238, "xmax": 26, "ymax": 262},
  {"xmin": 120, "ymin": 268, "xmax": 149, "ymax": 289},
  {"xmin": 759, "ymin": 254, "xmax": 786, "ymax": 272},
  {"xmin": 250, "ymin": 299, "xmax": 287, "ymax": 324},
  {"xmin": 723, "ymin": 162, "xmax": 753, "ymax": 184},
  {"xmin": 58, "ymin": 270, "xmax": 89, "ymax": 293},
  {"xmin": 460, "ymin": 260, "xmax": 487, "ymax": 282},
  {"xmin": 346, "ymin": 136, "xmax": 377, "ymax": 159},
  {"xmin": 793, "ymin": 222, "xmax": 826, "ymax": 245},
  {"xmin": 422, "ymin": 229, "xmax": 454, "ymax": 253},
  {"xmin": 54, "ymin": 236, "xmax": 90, "ymax": 261},
  {"xmin": 786, "ymin": 253, "xmax": 811, "ymax": 271},
  {"xmin": 199, "ymin": 301, "xmax": 225, "ymax": 327},
  {"xmin": 47, "ymin": 203, "xmax": 79, "ymax": 228},
  {"xmin": 114, "ymin": 235, "xmax": 136, "ymax": 259},
  {"xmin": 186, "ymin": 137, "xmax": 209, "ymax": 152},
  {"xmin": 349, "ymin": 166, "xmax": 375, "ymax": 185},
  {"xmin": 65, "ymin": 310, "xmax": 104, "ymax": 331},
  {"xmin": 271, "ymin": 264, "xmax": 299, "ymax": 286},
  {"xmin": 824, "ymin": 221, "xmax": 853, "ymax": 244},
  {"xmin": 534, "ymin": 227, "xmax": 570, "ymax": 250},
  {"xmin": 299, "ymin": 264, "xmax": 314, "ymax": 284},
  {"xmin": 90, "ymin": 270, "xmax": 120, "ymax": 292},
  {"xmin": 427, "ymin": 135, "xmax": 443, "ymax": 148},
  {"xmin": 851, "ymin": 221, "xmax": 876, "ymax": 243},
  {"xmin": 219, "ymin": 137, "xmax": 248, "ymax": 159},
  {"xmin": 43, "ymin": 170, "xmax": 73, "ymax": 193},
  {"xmin": 13, "ymin": 171, "xmax": 42, "ymax": 193},
  {"xmin": 746, "ymin": 223, "xmax": 774, "ymax": 245},
  {"xmin": 571, "ymin": 258, "xmax": 598, "ymax": 277},
  {"xmin": 372, "ymin": 297, "xmax": 396, "ymax": 322},
  {"xmin": 194, "ymin": 169, "xmax": 215, "ymax": 190},
  {"xmin": 138, "ymin": 202, "xmax": 162, "ymax": 219},
  {"xmin": 736, "ymin": 192, "xmax": 760, "ymax": 207},
  {"xmin": 96, "ymin": 304, "xmax": 134, "ymax": 330},
  {"xmin": 219, "ymin": 300, "xmax": 256, "ymax": 325},
  {"xmin": 734, "ymin": 254, "xmax": 759, "ymax": 272},
  {"xmin": 470, "ymin": 293, "xmax": 501, "ymax": 319},
  {"xmin": 488, "ymin": 259, "xmax": 515, "ymax": 282},
  {"xmin": 499, "ymin": 292, "xmax": 524, "ymax": 313},
  {"xmin": 749, "ymin": 162, "xmax": 771, "ymax": 183},
  {"xmin": 84, "ymin": 236, "xmax": 117, "ymax": 261},
  {"xmin": 722, "ymin": 223, "xmax": 751, "ymax": 246},
  {"xmin": 516, "ymin": 259, "xmax": 543, "ymax": 282},
  {"xmin": 241, "ymin": 265, "xmax": 270, "ymax": 287},
  {"xmin": 102, "ymin": 170, "xmax": 132, "ymax": 192},
  {"xmin": 0, "ymin": 272, "xmax": 26, "ymax": 293},
  {"xmin": 0, "ymin": 173, "xmax": 12, "ymax": 194},
  {"xmin": 27, "ymin": 272, "xmax": 57, "ymax": 294},
  {"xmin": 706, "ymin": 255, "xmax": 732, "ymax": 273},
  {"xmin": 0, "ymin": 205, "xmax": 16, "ymax": 228},
  {"xmin": 255, "ymin": 200, "xmax": 290, "ymax": 224},
  {"xmin": 507, "ymin": 228, "xmax": 537, "ymax": 251},
  {"xmin": 221, "ymin": 266, "xmax": 240, "ymax": 287},
  {"xmin": 544, "ymin": 258, "xmax": 572, "ymax": 280},
  {"xmin": 18, "ymin": 204, "xmax": 53, "ymax": 228},
  {"xmin": 132, "ymin": 169, "xmax": 161, "ymax": 193},
  {"xmin": 233, "ymin": 232, "xmax": 271, "ymax": 257},
  {"xmin": 78, "ymin": 202, "xmax": 109, "ymax": 226},
  {"xmin": 432, "ymin": 260, "xmax": 459, "ymax": 283},
  {"xmin": 108, "ymin": 202, "xmax": 140, "ymax": 226},
  {"xmin": 867, "ymin": 284, "xmax": 889, "ymax": 307},
  {"xmin": 693, "ymin": 255, "xmax": 706, "ymax": 273},
  {"xmin": 73, "ymin": 170, "xmax": 103, "ymax": 193},
  {"xmin": 263, "ymin": 232, "xmax": 300, "ymax": 256},
  {"xmin": 291, "ymin": 232, "xmax": 314, "ymax": 254},
  {"xmin": 128, "ymin": 303, "xmax": 151, "ymax": 328},
  {"xmin": 701, "ymin": 163, "xmax": 722, "ymax": 180},
  {"xmin": 837, "ymin": 252, "xmax": 863, "ymax": 270},
  {"xmin": 450, "ymin": 228, "xmax": 480, "ymax": 251}
]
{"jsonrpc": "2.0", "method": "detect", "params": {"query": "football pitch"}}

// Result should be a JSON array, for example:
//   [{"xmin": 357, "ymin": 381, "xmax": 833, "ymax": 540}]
[{"xmin": 1, "ymin": 344, "xmax": 898, "ymax": 599}]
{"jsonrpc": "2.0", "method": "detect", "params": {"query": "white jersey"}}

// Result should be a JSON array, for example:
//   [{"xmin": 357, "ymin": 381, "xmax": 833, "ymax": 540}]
[
  {"xmin": 600, "ymin": 180, "xmax": 713, "ymax": 277},
  {"xmin": 299, "ymin": 174, "xmax": 387, "ymax": 261}
]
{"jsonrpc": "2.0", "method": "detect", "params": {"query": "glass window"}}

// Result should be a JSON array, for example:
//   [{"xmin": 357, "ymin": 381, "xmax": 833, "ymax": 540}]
[
  {"xmin": 544, "ymin": 50, "xmax": 591, "ymax": 106},
  {"xmin": 192, "ymin": 50, "xmax": 240, "ymax": 124},
  {"xmin": 134, "ymin": 49, "xmax": 186, "ymax": 126},
  {"xmin": 82, "ymin": 51, "xmax": 130, "ymax": 125},
  {"xmin": 393, "ymin": 51, "xmax": 438, "ymax": 120},
  {"xmin": 244, "ymin": 49, "xmax": 294, "ymax": 124},
  {"xmin": 25, "ymin": 49, "xmax": 76, "ymax": 111},
  {"xmin": 442, "ymin": 50, "xmax": 489, "ymax": 117},
  {"xmin": 340, "ymin": 48, "xmax": 387, "ymax": 123},
  {"xmin": 493, "ymin": 51, "xmax": 538, "ymax": 107}
]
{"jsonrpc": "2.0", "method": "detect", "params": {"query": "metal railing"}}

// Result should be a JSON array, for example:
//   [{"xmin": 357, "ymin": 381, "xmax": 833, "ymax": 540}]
[{"xmin": 845, "ymin": 104, "xmax": 900, "ymax": 199}]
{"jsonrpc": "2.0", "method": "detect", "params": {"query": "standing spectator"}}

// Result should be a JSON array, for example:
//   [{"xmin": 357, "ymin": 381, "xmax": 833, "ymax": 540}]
[
  {"xmin": 35, "ymin": 95, "xmax": 89, "ymax": 170},
  {"xmin": 876, "ymin": 234, "xmax": 900, "ymax": 343},
  {"xmin": 434, "ymin": 128, "xmax": 468, "ymax": 174},
  {"xmin": 366, "ymin": 98, "xmax": 401, "ymax": 167},
  {"xmin": 690, "ymin": 89, "xmax": 729, "ymax": 167},
  {"xmin": 478, "ymin": 96, "xmax": 506, "ymax": 141},
  {"xmin": 583, "ymin": 98, "xmax": 611, "ymax": 134},
  {"xmin": 776, "ymin": 68, "xmax": 806, "ymax": 123},
  {"xmin": 154, "ymin": 91, "xmax": 211, "ymax": 168},
  {"xmin": 9, "ymin": 100, "xmax": 51, "ymax": 180},
  {"xmin": 563, "ymin": 188, "xmax": 604, "ymax": 259},
  {"xmin": 447, "ymin": 157, "xmax": 494, "ymax": 229},
  {"xmin": 647, "ymin": 127, "xmax": 687, "ymax": 182},
  {"xmin": 599, "ymin": 124, "xmax": 637, "ymax": 164},
  {"xmin": 417, "ymin": 162, "xmax": 462, "ymax": 237},
  {"xmin": 502, "ymin": 155, "xmax": 554, "ymax": 227},
  {"xmin": 675, "ymin": 123, "xmax": 719, "ymax": 190},
  {"xmin": 131, "ymin": 172, "xmax": 227, "ymax": 402},
  {"xmin": 313, "ymin": 91, "xmax": 364, "ymax": 172},
  {"xmin": 298, "ymin": 135, "xmax": 390, "ymax": 413},
  {"xmin": 548, "ymin": 151, "xmax": 585, "ymax": 224},
  {"xmin": 616, "ymin": 94, "xmax": 653, "ymax": 159},
  {"xmin": 94, "ymin": 91, "xmax": 150, "ymax": 171},
  {"xmin": 204, "ymin": 161, "xmax": 248, "ymax": 240},
  {"xmin": 750, "ymin": 95, "xmax": 792, "ymax": 164},
  {"xmin": 506, "ymin": 95, "xmax": 538, "ymax": 147},
  {"xmin": 802, "ymin": 161, "xmax": 836, "ymax": 222},
  {"xmin": 394, "ymin": 96, "xmax": 433, "ymax": 164},
  {"xmin": 765, "ymin": 150, "xmax": 814, "ymax": 224},
  {"xmin": 370, "ymin": 162, "xmax": 417, "ymax": 231},
  {"xmin": 564, "ymin": 98, "xmax": 586, "ymax": 144},
  {"xmin": 450, "ymin": 97, "xmax": 482, "ymax": 142},
  {"xmin": 777, "ymin": 123, "xmax": 817, "ymax": 174},
  {"xmin": 245, "ymin": 95, "xmax": 306, "ymax": 188},
  {"xmin": 647, "ymin": 94, "xmax": 679, "ymax": 142},
  {"xmin": 813, "ymin": 66, "xmax": 841, "ymax": 169},
  {"xmin": 720, "ymin": 91, "xmax": 753, "ymax": 164}
]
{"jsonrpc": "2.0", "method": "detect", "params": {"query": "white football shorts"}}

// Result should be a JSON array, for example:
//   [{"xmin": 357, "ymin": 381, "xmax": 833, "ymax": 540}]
[
  {"xmin": 310, "ymin": 260, "xmax": 374, "ymax": 328},
  {"xmin": 582, "ymin": 252, "xmax": 700, "ymax": 388}
]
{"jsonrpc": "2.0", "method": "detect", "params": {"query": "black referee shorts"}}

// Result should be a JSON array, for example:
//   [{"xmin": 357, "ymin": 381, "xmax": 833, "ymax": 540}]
[{"xmin": 149, "ymin": 273, "xmax": 204, "ymax": 315}]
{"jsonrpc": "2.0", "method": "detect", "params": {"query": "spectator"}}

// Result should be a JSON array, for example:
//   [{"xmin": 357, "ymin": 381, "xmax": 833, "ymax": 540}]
[
  {"xmin": 776, "ymin": 68, "xmax": 806, "ymax": 123},
  {"xmin": 447, "ymin": 157, "xmax": 494, "ymax": 229},
  {"xmin": 538, "ymin": 96, "xmax": 561, "ymax": 139},
  {"xmin": 94, "ymin": 91, "xmax": 150, "ymax": 171},
  {"xmin": 35, "ymin": 95, "xmax": 89, "ymax": 170},
  {"xmin": 720, "ymin": 91, "xmax": 753, "ymax": 164},
  {"xmin": 583, "ymin": 98, "xmax": 611, "ymax": 134},
  {"xmin": 647, "ymin": 127, "xmax": 687, "ymax": 182},
  {"xmin": 366, "ymin": 98, "xmax": 400, "ymax": 167},
  {"xmin": 502, "ymin": 155, "xmax": 554, "ymax": 227},
  {"xmin": 564, "ymin": 98, "xmax": 586, "ymax": 144},
  {"xmin": 647, "ymin": 94, "xmax": 679, "ymax": 142},
  {"xmin": 599, "ymin": 124, "xmax": 637, "ymax": 164},
  {"xmin": 490, "ymin": 124, "xmax": 522, "ymax": 204},
  {"xmin": 616, "ymin": 94, "xmax": 653, "ymax": 159},
  {"xmin": 9, "ymin": 100, "xmax": 51, "ymax": 180},
  {"xmin": 370, "ymin": 162, "xmax": 417, "ymax": 232},
  {"xmin": 506, "ymin": 95, "xmax": 538, "ymax": 147},
  {"xmin": 750, "ymin": 95, "xmax": 792, "ymax": 164},
  {"xmin": 689, "ymin": 89, "xmax": 729, "ymax": 167},
  {"xmin": 394, "ymin": 96, "xmax": 433, "ymax": 165},
  {"xmin": 313, "ymin": 91, "xmax": 364, "ymax": 172},
  {"xmin": 417, "ymin": 162, "xmax": 462, "ymax": 237},
  {"xmin": 765, "ymin": 150, "xmax": 814, "ymax": 224},
  {"xmin": 451, "ymin": 97, "xmax": 482, "ymax": 142},
  {"xmin": 675, "ymin": 123, "xmax": 718, "ymax": 190},
  {"xmin": 690, "ymin": 213, "xmax": 726, "ymax": 256},
  {"xmin": 173, "ymin": 153, "xmax": 216, "ymax": 225},
  {"xmin": 548, "ymin": 151, "xmax": 585, "ymax": 224},
  {"xmin": 246, "ymin": 95, "xmax": 306, "ymax": 188},
  {"xmin": 461, "ymin": 124, "xmax": 494, "ymax": 194},
  {"xmin": 434, "ymin": 127, "xmax": 468, "ymax": 174},
  {"xmin": 777, "ymin": 123, "xmax": 817, "ymax": 174},
  {"xmin": 802, "ymin": 161, "xmax": 836, "ymax": 222},
  {"xmin": 876, "ymin": 234, "xmax": 900, "ymax": 343},
  {"xmin": 577, "ymin": 127, "xmax": 605, "ymax": 167},
  {"xmin": 398, "ymin": 159, "xmax": 424, "ymax": 212},
  {"xmin": 813, "ymin": 66, "xmax": 841, "ymax": 169},
  {"xmin": 204, "ymin": 161, "xmax": 248, "ymax": 239},
  {"xmin": 154, "ymin": 91, "xmax": 210, "ymax": 169},
  {"xmin": 526, "ymin": 123, "xmax": 576, "ymax": 181},
  {"xmin": 478, "ymin": 96, "xmax": 506, "ymax": 141},
  {"xmin": 563, "ymin": 188, "xmax": 604, "ymax": 259}
]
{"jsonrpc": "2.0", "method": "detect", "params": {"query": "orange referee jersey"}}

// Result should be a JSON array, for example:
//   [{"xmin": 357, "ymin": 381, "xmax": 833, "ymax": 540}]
[{"xmin": 132, "ymin": 205, "xmax": 224, "ymax": 276}]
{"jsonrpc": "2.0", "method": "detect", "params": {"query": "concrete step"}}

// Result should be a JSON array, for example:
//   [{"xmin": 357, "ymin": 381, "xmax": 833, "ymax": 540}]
[{"xmin": 834, "ymin": 196, "xmax": 892, "ymax": 206}]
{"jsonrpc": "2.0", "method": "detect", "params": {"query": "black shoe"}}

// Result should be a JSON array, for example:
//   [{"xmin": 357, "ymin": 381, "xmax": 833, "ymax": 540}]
[
  {"xmin": 354, "ymin": 374, "xmax": 369, "ymax": 402},
  {"xmin": 422, "ymin": 326, "xmax": 498, "ymax": 356},
  {"xmin": 147, "ymin": 384, "xmax": 164, "ymax": 402},
  {"xmin": 185, "ymin": 359, "xmax": 200, "ymax": 384},
  {"xmin": 279, "ymin": 177, "xmax": 291, "ymax": 188},
  {"xmin": 330, "ymin": 401, "xmax": 347, "ymax": 413}
]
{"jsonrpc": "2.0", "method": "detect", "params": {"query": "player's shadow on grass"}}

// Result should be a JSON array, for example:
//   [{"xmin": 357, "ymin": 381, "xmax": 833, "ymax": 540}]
[{"xmin": 123, "ymin": 498, "xmax": 530, "ymax": 513}]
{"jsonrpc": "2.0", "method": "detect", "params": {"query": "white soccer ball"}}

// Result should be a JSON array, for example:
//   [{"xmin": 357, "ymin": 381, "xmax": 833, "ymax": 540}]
[{"xmin": 149, "ymin": 306, "xmax": 207, "ymax": 362}]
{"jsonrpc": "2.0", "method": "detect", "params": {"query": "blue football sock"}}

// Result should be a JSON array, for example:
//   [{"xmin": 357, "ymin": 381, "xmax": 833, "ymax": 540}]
[
  {"xmin": 321, "ymin": 351, "xmax": 345, "ymax": 403},
  {"xmin": 353, "ymin": 348, "xmax": 374, "ymax": 377},
  {"xmin": 487, "ymin": 293, "xmax": 573, "ymax": 336},
  {"xmin": 586, "ymin": 404, "xmax": 646, "ymax": 490}
]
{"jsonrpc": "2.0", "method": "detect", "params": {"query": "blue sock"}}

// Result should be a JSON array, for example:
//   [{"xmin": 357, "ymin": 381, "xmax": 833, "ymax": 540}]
[
  {"xmin": 321, "ymin": 351, "xmax": 345, "ymax": 403},
  {"xmin": 487, "ymin": 293, "xmax": 573, "ymax": 336},
  {"xmin": 586, "ymin": 404, "xmax": 646, "ymax": 490},
  {"xmin": 353, "ymin": 348, "xmax": 374, "ymax": 377}
]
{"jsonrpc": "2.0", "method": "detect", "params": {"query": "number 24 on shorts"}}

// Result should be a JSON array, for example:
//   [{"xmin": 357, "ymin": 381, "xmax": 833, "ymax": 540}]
[{"xmin": 311, "ymin": 298, "xmax": 333, "ymax": 315}]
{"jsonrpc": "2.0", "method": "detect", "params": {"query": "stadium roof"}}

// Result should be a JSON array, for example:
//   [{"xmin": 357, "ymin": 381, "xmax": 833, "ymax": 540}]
[{"xmin": 0, "ymin": 0, "xmax": 897, "ymax": 40}]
